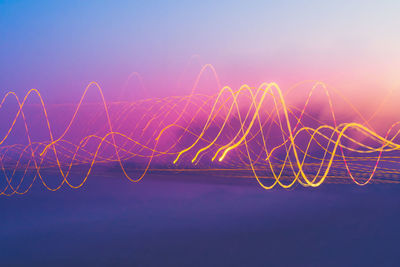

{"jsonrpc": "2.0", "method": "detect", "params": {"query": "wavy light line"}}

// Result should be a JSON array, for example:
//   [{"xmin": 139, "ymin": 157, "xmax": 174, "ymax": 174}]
[{"xmin": 1, "ymin": 65, "xmax": 400, "ymax": 196}]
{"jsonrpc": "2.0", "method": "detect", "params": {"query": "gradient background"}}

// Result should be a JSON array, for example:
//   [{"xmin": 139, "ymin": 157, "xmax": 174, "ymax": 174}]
[
  {"xmin": 1, "ymin": 0, "xmax": 400, "ymax": 100},
  {"xmin": 2, "ymin": 1, "xmax": 400, "ymax": 266}
]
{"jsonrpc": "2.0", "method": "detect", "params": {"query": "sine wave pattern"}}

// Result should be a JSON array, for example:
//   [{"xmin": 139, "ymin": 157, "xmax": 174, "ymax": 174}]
[{"xmin": 1, "ymin": 65, "xmax": 400, "ymax": 196}]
